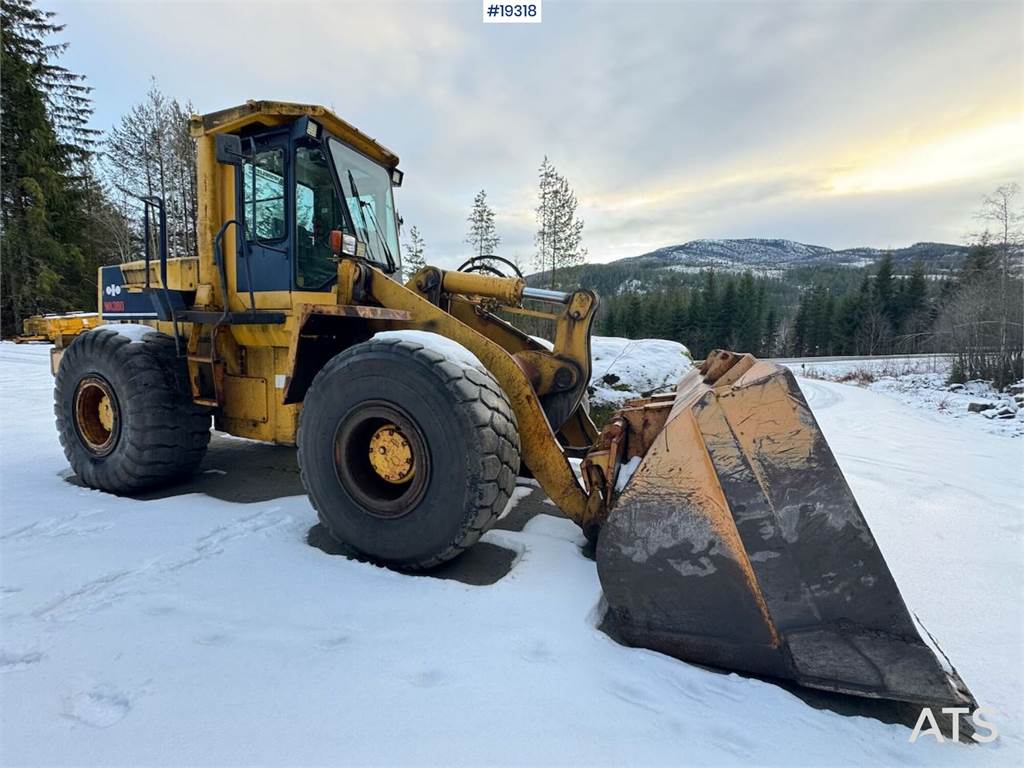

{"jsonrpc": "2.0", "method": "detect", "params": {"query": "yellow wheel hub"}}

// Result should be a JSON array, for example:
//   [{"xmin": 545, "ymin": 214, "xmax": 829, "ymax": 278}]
[
  {"xmin": 368, "ymin": 423, "xmax": 415, "ymax": 484},
  {"xmin": 74, "ymin": 377, "xmax": 117, "ymax": 455},
  {"xmin": 98, "ymin": 394, "xmax": 114, "ymax": 432}
]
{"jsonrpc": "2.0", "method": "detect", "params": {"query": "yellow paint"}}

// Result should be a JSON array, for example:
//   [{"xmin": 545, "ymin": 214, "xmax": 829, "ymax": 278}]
[
  {"xmin": 98, "ymin": 395, "xmax": 114, "ymax": 432},
  {"xmin": 25, "ymin": 101, "xmax": 665, "ymax": 534},
  {"xmin": 368, "ymin": 425, "xmax": 415, "ymax": 484},
  {"xmin": 365, "ymin": 264, "xmax": 597, "ymax": 524},
  {"xmin": 189, "ymin": 101, "xmax": 399, "ymax": 170},
  {"xmin": 20, "ymin": 313, "xmax": 101, "ymax": 345},
  {"xmin": 120, "ymin": 257, "xmax": 198, "ymax": 290},
  {"xmin": 441, "ymin": 271, "xmax": 524, "ymax": 305}
]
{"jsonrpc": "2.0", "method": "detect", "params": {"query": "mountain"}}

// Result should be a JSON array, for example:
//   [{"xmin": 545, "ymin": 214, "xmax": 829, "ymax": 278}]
[
  {"xmin": 523, "ymin": 239, "xmax": 971, "ymax": 298},
  {"xmin": 619, "ymin": 239, "xmax": 968, "ymax": 275}
]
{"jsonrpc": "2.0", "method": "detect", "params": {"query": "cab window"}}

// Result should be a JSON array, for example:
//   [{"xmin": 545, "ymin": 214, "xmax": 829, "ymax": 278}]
[
  {"xmin": 295, "ymin": 145, "xmax": 345, "ymax": 290},
  {"xmin": 242, "ymin": 148, "xmax": 285, "ymax": 240}
]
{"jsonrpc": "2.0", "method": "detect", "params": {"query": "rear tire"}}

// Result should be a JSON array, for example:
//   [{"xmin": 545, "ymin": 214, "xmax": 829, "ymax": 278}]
[
  {"xmin": 54, "ymin": 327, "xmax": 211, "ymax": 493},
  {"xmin": 298, "ymin": 336, "xmax": 520, "ymax": 569}
]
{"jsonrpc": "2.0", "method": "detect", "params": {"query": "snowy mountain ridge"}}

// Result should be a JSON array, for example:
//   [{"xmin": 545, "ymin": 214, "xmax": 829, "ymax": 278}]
[{"xmin": 622, "ymin": 238, "xmax": 968, "ymax": 271}]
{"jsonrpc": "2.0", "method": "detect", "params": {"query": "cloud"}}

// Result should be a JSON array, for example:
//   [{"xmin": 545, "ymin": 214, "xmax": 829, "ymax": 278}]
[{"xmin": 52, "ymin": 0, "xmax": 1024, "ymax": 267}]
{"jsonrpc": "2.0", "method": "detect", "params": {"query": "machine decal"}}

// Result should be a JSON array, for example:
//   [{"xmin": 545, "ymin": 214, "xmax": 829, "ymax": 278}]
[{"xmin": 99, "ymin": 265, "xmax": 158, "ymax": 319}]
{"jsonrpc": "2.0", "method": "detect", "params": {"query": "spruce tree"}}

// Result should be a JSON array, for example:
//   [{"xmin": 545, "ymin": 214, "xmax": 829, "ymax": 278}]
[
  {"xmin": 874, "ymin": 254, "xmax": 896, "ymax": 324},
  {"xmin": 791, "ymin": 292, "xmax": 809, "ymax": 355},
  {"xmin": 762, "ymin": 306, "xmax": 778, "ymax": 357},
  {"xmin": 686, "ymin": 290, "xmax": 706, "ymax": 356},
  {"xmin": 1, "ymin": 0, "xmax": 101, "ymax": 334},
  {"xmin": 402, "ymin": 225, "xmax": 427, "ymax": 279},
  {"xmin": 534, "ymin": 157, "xmax": 585, "ymax": 288},
  {"xmin": 465, "ymin": 189, "xmax": 499, "ymax": 267},
  {"xmin": 716, "ymin": 277, "xmax": 738, "ymax": 349},
  {"xmin": 735, "ymin": 271, "xmax": 761, "ymax": 353}
]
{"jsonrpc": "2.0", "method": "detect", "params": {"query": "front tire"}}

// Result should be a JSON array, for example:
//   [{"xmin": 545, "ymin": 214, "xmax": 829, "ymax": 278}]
[
  {"xmin": 298, "ymin": 336, "xmax": 520, "ymax": 569},
  {"xmin": 54, "ymin": 327, "xmax": 211, "ymax": 493}
]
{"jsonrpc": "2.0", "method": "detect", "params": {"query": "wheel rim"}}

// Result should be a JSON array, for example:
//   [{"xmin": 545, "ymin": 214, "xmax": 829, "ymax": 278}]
[
  {"xmin": 73, "ymin": 376, "xmax": 119, "ymax": 456},
  {"xmin": 368, "ymin": 424, "xmax": 416, "ymax": 484},
  {"xmin": 333, "ymin": 402, "xmax": 430, "ymax": 518}
]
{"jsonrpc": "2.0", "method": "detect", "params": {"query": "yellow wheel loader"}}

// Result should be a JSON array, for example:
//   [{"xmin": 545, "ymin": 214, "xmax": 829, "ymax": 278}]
[{"xmin": 28, "ymin": 101, "xmax": 975, "ymax": 717}]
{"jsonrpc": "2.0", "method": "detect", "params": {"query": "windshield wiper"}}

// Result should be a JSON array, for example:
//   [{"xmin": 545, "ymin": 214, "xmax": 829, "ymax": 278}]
[{"xmin": 347, "ymin": 170, "xmax": 396, "ymax": 274}]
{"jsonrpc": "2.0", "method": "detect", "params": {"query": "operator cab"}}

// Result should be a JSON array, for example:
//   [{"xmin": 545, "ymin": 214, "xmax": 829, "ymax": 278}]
[{"xmin": 220, "ymin": 109, "xmax": 403, "ymax": 296}]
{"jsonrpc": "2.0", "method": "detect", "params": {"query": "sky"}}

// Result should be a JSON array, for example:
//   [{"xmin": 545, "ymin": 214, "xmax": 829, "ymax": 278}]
[{"xmin": 49, "ymin": 0, "xmax": 1024, "ymax": 269}]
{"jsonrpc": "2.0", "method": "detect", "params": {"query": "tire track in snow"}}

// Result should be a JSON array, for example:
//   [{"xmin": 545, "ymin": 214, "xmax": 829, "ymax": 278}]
[
  {"xmin": 1, "ymin": 508, "xmax": 113, "ymax": 541},
  {"xmin": 30, "ymin": 508, "xmax": 291, "ymax": 623}
]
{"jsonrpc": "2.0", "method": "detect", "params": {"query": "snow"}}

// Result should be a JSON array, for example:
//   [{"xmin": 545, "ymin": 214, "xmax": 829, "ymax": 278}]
[
  {"xmin": 2, "ymin": 341, "xmax": 1022, "ymax": 766},
  {"xmin": 372, "ymin": 331, "xmax": 694, "ymax": 412},
  {"xmin": 373, "ymin": 329, "xmax": 486, "ymax": 370},
  {"xmin": 589, "ymin": 336, "xmax": 693, "ymax": 407},
  {"xmin": 614, "ymin": 456, "xmax": 642, "ymax": 492},
  {"xmin": 99, "ymin": 322, "xmax": 161, "ymax": 343},
  {"xmin": 784, "ymin": 356, "xmax": 1023, "ymax": 438}
]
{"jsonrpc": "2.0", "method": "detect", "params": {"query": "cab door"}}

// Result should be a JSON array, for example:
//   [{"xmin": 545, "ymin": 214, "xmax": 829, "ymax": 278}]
[{"xmin": 235, "ymin": 132, "xmax": 292, "ymax": 308}]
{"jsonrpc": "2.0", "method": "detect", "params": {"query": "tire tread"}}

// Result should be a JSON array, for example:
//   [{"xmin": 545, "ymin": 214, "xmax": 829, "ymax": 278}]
[{"xmin": 298, "ymin": 336, "xmax": 520, "ymax": 570}]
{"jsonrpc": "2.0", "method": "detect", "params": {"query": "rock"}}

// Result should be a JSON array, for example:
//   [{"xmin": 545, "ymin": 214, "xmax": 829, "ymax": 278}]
[
  {"xmin": 1008, "ymin": 383, "xmax": 1024, "ymax": 396},
  {"xmin": 995, "ymin": 407, "xmax": 1017, "ymax": 419},
  {"xmin": 967, "ymin": 402, "xmax": 995, "ymax": 413},
  {"xmin": 947, "ymin": 383, "xmax": 965, "ymax": 392}
]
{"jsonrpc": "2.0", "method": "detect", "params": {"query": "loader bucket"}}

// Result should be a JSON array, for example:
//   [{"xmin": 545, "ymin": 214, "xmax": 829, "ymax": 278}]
[{"xmin": 596, "ymin": 351, "xmax": 976, "ymax": 711}]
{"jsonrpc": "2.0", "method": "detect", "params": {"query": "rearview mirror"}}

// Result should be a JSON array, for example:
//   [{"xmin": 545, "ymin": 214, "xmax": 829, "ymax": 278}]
[{"xmin": 215, "ymin": 134, "xmax": 245, "ymax": 166}]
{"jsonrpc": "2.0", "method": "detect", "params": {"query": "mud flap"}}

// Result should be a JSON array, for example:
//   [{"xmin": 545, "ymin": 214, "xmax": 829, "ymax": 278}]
[{"xmin": 596, "ymin": 352, "xmax": 976, "ymax": 710}]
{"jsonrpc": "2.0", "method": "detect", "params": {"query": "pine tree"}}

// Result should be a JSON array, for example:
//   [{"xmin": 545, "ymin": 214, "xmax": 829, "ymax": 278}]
[
  {"xmin": 716, "ymin": 277, "xmax": 738, "ymax": 349},
  {"xmin": 1, "ymin": 0, "xmax": 97, "ymax": 168},
  {"xmin": 402, "ymin": 225, "xmax": 427, "ymax": 280},
  {"xmin": 534, "ymin": 157, "xmax": 586, "ymax": 288},
  {"xmin": 899, "ymin": 259, "xmax": 929, "ymax": 350},
  {"xmin": 790, "ymin": 292, "xmax": 809, "ymax": 355},
  {"xmin": 1, "ymin": 0, "xmax": 104, "ymax": 334},
  {"xmin": 762, "ymin": 306, "xmax": 778, "ymax": 357},
  {"xmin": 667, "ymin": 289, "xmax": 689, "ymax": 343},
  {"xmin": 686, "ymin": 290, "xmax": 706, "ymax": 356},
  {"xmin": 465, "ymin": 189, "xmax": 499, "ymax": 267},
  {"xmin": 643, "ymin": 293, "xmax": 672, "ymax": 338},
  {"xmin": 734, "ymin": 271, "xmax": 762, "ymax": 353},
  {"xmin": 601, "ymin": 299, "xmax": 618, "ymax": 337},
  {"xmin": 959, "ymin": 243, "xmax": 995, "ymax": 286},
  {"xmin": 534, "ymin": 157, "xmax": 557, "ymax": 284},
  {"xmin": 874, "ymin": 254, "xmax": 895, "ymax": 322},
  {"xmin": 699, "ymin": 270, "xmax": 718, "ymax": 351},
  {"xmin": 620, "ymin": 294, "xmax": 643, "ymax": 338}
]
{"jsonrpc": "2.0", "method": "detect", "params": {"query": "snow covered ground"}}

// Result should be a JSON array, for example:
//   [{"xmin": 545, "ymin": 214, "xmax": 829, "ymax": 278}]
[
  {"xmin": 784, "ymin": 355, "xmax": 1024, "ymax": 438},
  {"xmin": 2, "ymin": 341, "xmax": 1022, "ymax": 766}
]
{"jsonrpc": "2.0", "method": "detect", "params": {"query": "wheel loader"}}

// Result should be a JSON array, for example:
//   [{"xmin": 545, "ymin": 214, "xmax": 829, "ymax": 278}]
[{"xmin": 25, "ymin": 101, "xmax": 975, "ymax": 723}]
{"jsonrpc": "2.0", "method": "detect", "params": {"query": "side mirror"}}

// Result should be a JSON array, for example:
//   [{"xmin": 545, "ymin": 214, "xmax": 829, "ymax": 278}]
[{"xmin": 215, "ymin": 134, "xmax": 245, "ymax": 166}]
